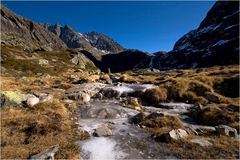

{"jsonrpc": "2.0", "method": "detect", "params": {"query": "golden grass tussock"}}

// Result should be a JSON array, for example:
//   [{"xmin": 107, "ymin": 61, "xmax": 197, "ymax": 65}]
[
  {"xmin": 142, "ymin": 87, "xmax": 168, "ymax": 104},
  {"xmin": 139, "ymin": 113, "xmax": 184, "ymax": 129},
  {"xmin": 168, "ymin": 136, "xmax": 239, "ymax": 159}
]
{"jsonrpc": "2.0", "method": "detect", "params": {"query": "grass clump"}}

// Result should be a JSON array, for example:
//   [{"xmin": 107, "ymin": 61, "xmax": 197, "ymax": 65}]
[
  {"xmin": 142, "ymin": 87, "xmax": 167, "ymax": 104},
  {"xmin": 139, "ymin": 112, "xmax": 183, "ymax": 129},
  {"xmin": 193, "ymin": 104, "xmax": 239, "ymax": 131}
]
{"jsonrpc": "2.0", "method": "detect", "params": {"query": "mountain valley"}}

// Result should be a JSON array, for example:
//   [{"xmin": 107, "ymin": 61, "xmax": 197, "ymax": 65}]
[{"xmin": 0, "ymin": 1, "xmax": 239, "ymax": 159}]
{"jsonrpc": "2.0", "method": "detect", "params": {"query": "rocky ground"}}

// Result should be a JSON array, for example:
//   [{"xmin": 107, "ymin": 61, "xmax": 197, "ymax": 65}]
[{"xmin": 1, "ymin": 45, "xmax": 239, "ymax": 159}]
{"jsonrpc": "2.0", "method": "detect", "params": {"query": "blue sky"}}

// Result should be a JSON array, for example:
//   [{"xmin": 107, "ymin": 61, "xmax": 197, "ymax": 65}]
[{"xmin": 2, "ymin": 1, "xmax": 215, "ymax": 53}]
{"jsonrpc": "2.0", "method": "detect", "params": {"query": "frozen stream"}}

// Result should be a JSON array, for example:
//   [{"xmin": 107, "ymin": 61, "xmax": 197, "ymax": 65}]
[{"xmin": 77, "ymin": 100, "xmax": 176, "ymax": 160}]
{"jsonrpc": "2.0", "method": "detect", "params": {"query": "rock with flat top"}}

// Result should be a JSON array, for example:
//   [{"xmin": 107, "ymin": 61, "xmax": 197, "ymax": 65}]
[{"xmin": 215, "ymin": 125, "xmax": 238, "ymax": 138}]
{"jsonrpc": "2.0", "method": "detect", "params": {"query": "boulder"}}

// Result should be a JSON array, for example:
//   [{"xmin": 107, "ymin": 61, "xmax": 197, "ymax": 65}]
[
  {"xmin": 153, "ymin": 129, "xmax": 188, "ymax": 142},
  {"xmin": 1, "ymin": 91, "xmax": 27, "ymax": 107},
  {"xmin": 215, "ymin": 125, "xmax": 238, "ymax": 138},
  {"xmin": 34, "ymin": 93, "xmax": 53, "ymax": 103},
  {"xmin": 93, "ymin": 124, "xmax": 113, "ymax": 137},
  {"xmin": 26, "ymin": 95, "xmax": 40, "ymax": 107}
]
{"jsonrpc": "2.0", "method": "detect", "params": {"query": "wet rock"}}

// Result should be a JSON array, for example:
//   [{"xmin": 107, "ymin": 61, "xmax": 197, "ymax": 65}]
[
  {"xmin": 93, "ymin": 124, "xmax": 113, "ymax": 137},
  {"xmin": 26, "ymin": 95, "xmax": 40, "ymax": 107},
  {"xmin": 129, "ymin": 112, "xmax": 148, "ymax": 124},
  {"xmin": 191, "ymin": 138, "xmax": 213, "ymax": 147},
  {"xmin": 153, "ymin": 129, "xmax": 188, "ymax": 143},
  {"xmin": 215, "ymin": 125, "xmax": 238, "ymax": 138},
  {"xmin": 101, "ymin": 87, "xmax": 122, "ymax": 98},
  {"xmin": 30, "ymin": 145, "xmax": 59, "ymax": 160},
  {"xmin": 38, "ymin": 59, "xmax": 49, "ymax": 65}
]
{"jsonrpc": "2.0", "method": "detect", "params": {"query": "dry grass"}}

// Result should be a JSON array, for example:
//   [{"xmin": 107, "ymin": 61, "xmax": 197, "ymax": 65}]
[
  {"xmin": 1, "ymin": 100, "xmax": 85, "ymax": 159},
  {"xmin": 168, "ymin": 136, "xmax": 239, "ymax": 159},
  {"xmin": 193, "ymin": 104, "xmax": 240, "ymax": 131},
  {"xmin": 139, "ymin": 113, "xmax": 184, "ymax": 129},
  {"xmin": 142, "ymin": 87, "xmax": 167, "ymax": 104}
]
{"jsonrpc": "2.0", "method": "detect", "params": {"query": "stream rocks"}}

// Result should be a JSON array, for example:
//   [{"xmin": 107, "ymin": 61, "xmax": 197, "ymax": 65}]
[{"xmin": 93, "ymin": 124, "xmax": 113, "ymax": 137}]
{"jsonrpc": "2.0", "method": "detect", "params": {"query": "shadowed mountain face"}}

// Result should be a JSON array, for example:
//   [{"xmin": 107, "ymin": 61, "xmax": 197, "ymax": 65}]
[
  {"xmin": 153, "ymin": 1, "xmax": 239, "ymax": 70},
  {"xmin": 1, "ymin": 4, "xmax": 67, "ymax": 50}
]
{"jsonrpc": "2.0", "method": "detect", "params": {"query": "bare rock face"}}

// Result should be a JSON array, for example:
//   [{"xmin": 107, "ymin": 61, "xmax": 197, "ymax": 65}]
[
  {"xmin": 83, "ymin": 32, "xmax": 125, "ymax": 53},
  {"xmin": 1, "ymin": 4, "xmax": 67, "ymax": 50}
]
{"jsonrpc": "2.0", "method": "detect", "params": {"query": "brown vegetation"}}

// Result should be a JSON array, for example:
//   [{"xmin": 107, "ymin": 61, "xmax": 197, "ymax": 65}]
[{"xmin": 0, "ymin": 100, "xmax": 86, "ymax": 159}]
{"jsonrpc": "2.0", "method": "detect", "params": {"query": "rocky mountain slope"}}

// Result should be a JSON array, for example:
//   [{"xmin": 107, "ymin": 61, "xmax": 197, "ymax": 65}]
[
  {"xmin": 42, "ymin": 24, "xmax": 125, "ymax": 54},
  {"xmin": 1, "ymin": 4, "xmax": 66, "ymax": 51},
  {"xmin": 83, "ymin": 32, "xmax": 125, "ymax": 53},
  {"xmin": 153, "ymin": 1, "xmax": 239, "ymax": 70},
  {"xmin": 42, "ymin": 24, "xmax": 93, "ymax": 49}
]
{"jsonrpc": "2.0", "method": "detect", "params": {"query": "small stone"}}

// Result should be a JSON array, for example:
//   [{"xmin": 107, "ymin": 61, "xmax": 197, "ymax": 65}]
[
  {"xmin": 38, "ymin": 59, "xmax": 49, "ymax": 65},
  {"xmin": 93, "ymin": 124, "xmax": 113, "ymax": 137}
]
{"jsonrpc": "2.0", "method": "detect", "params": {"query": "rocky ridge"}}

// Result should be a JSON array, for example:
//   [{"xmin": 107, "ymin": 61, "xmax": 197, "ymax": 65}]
[{"xmin": 1, "ymin": 4, "xmax": 66, "ymax": 51}]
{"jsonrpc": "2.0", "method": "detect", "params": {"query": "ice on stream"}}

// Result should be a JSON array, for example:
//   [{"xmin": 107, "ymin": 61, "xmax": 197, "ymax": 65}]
[{"xmin": 81, "ymin": 137, "xmax": 125, "ymax": 160}]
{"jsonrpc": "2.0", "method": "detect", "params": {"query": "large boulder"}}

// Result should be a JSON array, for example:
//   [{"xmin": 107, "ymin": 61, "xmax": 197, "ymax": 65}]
[{"xmin": 93, "ymin": 124, "xmax": 113, "ymax": 137}]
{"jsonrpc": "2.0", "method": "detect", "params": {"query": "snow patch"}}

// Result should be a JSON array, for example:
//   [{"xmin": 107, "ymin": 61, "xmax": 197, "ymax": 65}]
[
  {"xmin": 223, "ymin": 10, "xmax": 239, "ymax": 20},
  {"xmin": 224, "ymin": 24, "xmax": 239, "ymax": 31},
  {"xmin": 212, "ymin": 40, "xmax": 230, "ymax": 47}
]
